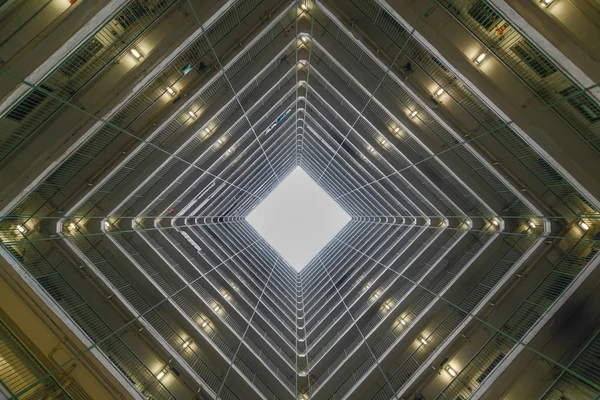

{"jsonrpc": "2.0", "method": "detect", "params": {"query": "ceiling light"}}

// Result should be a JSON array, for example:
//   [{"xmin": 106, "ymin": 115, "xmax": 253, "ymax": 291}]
[
  {"xmin": 205, "ymin": 128, "xmax": 211, "ymax": 134},
  {"xmin": 104, "ymin": 221, "xmax": 111, "ymax": 229},
  {"xmin": 166, "ymin": 87, "xmax": 176, "ymax": 96},
  {"xmin": 200, "ymin": 320, "xmax": 208, "ymax": 328},
  {"xmin": 218, "ymin": 139, "xmax": 224, "ymax": 145},
  {"xmin": 492, "ymin": 218, "xmax": 499, "ymax": 226},
  {"xmin": 528, "ymin": 220, "xmax": 537, "ymax": 228},
  {"xmin": 16, "ymin": 225, "xmax": 28, "ymax": 234},
  {"xmin": 540, "ymin": 0, "xmax": 554, "ymax": 6},
  {"xmin": 381, "ymin": 139, "xmax": 386, "ymax": 145},
  {"xmin": 130, "ymin": 48, "xmax": 143, "ymax": 60},
  {"xmin": 302, "ymin": 36, "xmax": 308, "ymax": 42},
  {"xmin": 410, "ymin": 110, "xmax": 418, "ymax": 118},
  {"xmin": 214, "ymin": 305, "xmax": 221, "ymax": 312},
  {"xmin": 301, "ymin": 3, "xmax": 308, "ymax": 10},
  {"xmin": 474, "ymin": 52, "xmax": 487, "ymax": 65},
  {"xmin": 394, "ymin": 127, "xmax": 400, "ymax": 133},
  {"xmin": 445, "ymin": 365, "xmax": 457, "ymax": 377},
  {"xmin": 188, "ymin": 111, "xmax": 195, "ymax": 118},
  {"xmin": 434, "ymin": 88, "xmax": 444, "ymax": 98},
  {"xmin": 419, "ymin": 336, "xmax": 428, "ymax": 345},
  {"xmin": 183, "ymin": 340, "xmax": 191, "ymax": 348},
  {"xmin": 400, "ymin": 318, "xmax": 406, "ymax": 326},
  {"xmin": 156, "ymin": 369, "xmax": 167, "ymax": 380},
  {"xmin": 69, "ymin": 222, "xmax": 77, "ymax": 231},
  {"xmin": 579, "ymin": 221, "xmax": 590, "ymax": 231}
]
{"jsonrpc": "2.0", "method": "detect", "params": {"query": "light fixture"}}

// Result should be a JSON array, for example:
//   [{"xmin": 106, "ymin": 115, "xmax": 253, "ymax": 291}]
[
  {"xmin": 188, "ymin": 111, "xmax": 195, "ymax": 118},
  {"xmin": 205, "ymin": 128, "xmax": 210, "ymax": 134},
  {"xmin": 540, "ymin": 0, "xmax": 554, "ymax": 6},
  {"xmin": 410, "ymin": 110, "xmax": 418, "ymax": 118},
  {"xmin": 166, "ymin": 86, "xmax": 176, "ymax": 96},
  {"xmin": 528, "ymin": 220, "xmax": 537, "ymax": 228},
  {"xmin": 394, "ymin": 127, "xmax": 400, "ymax": 133},
  {"xmin": 104, "ymin": 221, "xmax": 111, "ymax": 229},
  {"xmin": 419, "ymin": 336, "xmax": 428, "ymax": 345},
  {"xmin": 200, "ymin": 320, "xmax": 208, "ymax": 328},
  {"xmin": 302, "ymin": 36, "xmax": 308, "ymax": 43},
  {"xmin": 400, "ymin": 318, "xmax": 406, "ymax": 326},
  {"xmin": 183, "ymin": 340, "xmax": 191, "ymax": 348},
  {"xmin": 445, "ymin": 365, "xmax": 457, "ymax": 377},
  {"xmin": 69, "ymin": 222, "xmax": 77, "ymax": 231},
  {"xmin": 156, "ymin": 369, "xmax": 167, "ymax": 380},
  {"xmin": 213, "ymin": 305, "xmax": 221, "ymax": 312},
  {"xmin": 579, "ymin": 221, "xmax": 590, "ymax": 231},
  {"xmin": 434, "ymin": 88, "xmax": 444, "ymax": 98},
  {"xmin": 474, "ymin": 52, "xmax": 487, "ymax": 65},
  {"xmin": 218, "ymin": 139, "xmax": 224, "ymax": 145},
  {"xmin": 300, "ymin": 3, "xmax": 307, "ymax": 10},
  {"xmin": 381, "ymin": 139, "xmax": 386, "ymax": 145},
  {"xmin": 16, "ymin": 225, "xmax": 28, "ymax": 234},
  {"xmin": 383, "ymin": 301, "xmax": 391, "ymax": 311},
  {"xmin": 130, "ymin": 48, "xmax": 143, "ymax": 60},
  {"xmin": 492, "ymin": 218, "xmax": 499, "ymax": 227}
]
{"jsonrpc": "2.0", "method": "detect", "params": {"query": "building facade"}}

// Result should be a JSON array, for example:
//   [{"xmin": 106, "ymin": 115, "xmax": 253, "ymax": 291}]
[{"xmin": 0, "ymin": 0, "xmax": 599, "ymax": 399}]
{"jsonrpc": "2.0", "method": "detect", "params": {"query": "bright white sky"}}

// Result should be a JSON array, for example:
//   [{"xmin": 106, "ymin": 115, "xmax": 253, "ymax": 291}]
[{"xmin": 246, "ymin": 167, "xmax": 351, "ymax": 271}]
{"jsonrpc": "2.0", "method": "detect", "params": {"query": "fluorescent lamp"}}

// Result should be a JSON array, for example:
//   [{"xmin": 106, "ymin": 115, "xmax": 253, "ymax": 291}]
[
  {"xmin": 218, "ymin": 139, "xmax": 223, "ymax": 145},
  {"xmin": 205, "ymin": 128, "xmax": 210, "ymax": 134},
  {"xmin": 301, "ymin": 3, "xmax": 307, "ymax": 10},
  {"xmin": 16, "ymin": 225, "xmax": 27, "ymax": 234},
  {"xmin": 302, "ymin": 36, "xmax": 308, "ymax": 42},
  {"xmin": 400, "ymin": 318, "xmax": 406, "ymax": 326},
  {"xmin": 156, "ymin": 370, "xmax": 166, "ymax": 380},
  {"xmin": 394, "ymin": 127, "xmax": 400, "ymax": 133},
  {"xmin": 69, "ymin": 223, "xmax": 77, "ymax": 231},
  {"xmin": 214, "ymin": 305, "xmax": 221, "ymax": 312},
  {"xmin": 183, "ymin": 340, "xmax": 191, "ymax": 348},
  {"xmin": 166, "ymin": 87, "xmax": 176, "ymax": 96},
  {"xmin": 410, "ymin": 110, "xmax": 417, "ymax": 118},
  {"xmin": 419, "ymin": 336, "xmax": 427, "ymax": 345},
  {"xmin": 130, "ymin": 48, "xmax": 143, "ymax": 60},
  {"xmin": 381, "ymin": 139, "xmax": 386, "ymax": 145},
  {"xmin": 188, "ymin": 111, "xmax": 195, "ymax": 118},
  {"xmin": 445, "ymin": 365, "xmax": 457, "ymax": 377},
  {"xmin": 104, "ymin": 221, "xmax": 110, "ymax": 229},
  {"xmin": 492, "ymin": 218, "xmax": 499, "ymax": 227},
  {"xmin": 579, "ymin": 221, "xmax": 590, "ymax": 231},
  {"xmin": 541, "ymin": 0, "xmax": 553, "ymax": 6},
  {"xmin": 474, "ymin": 52, "xmax": 486, "ymax": 65},
  {"xmin": 201, "ymin": 320, "xmax": 208, "ymax": 328},
  {"xmin": 528, "ymin": 220, "xmax": 537, "ymax": 228},
  {"xmin": 383, "ymin": 302, "xmax": 391, "ymax": 310},
  {"xmin": 434, "ymin": 88, "xmax": 444, "ymax": 98}
]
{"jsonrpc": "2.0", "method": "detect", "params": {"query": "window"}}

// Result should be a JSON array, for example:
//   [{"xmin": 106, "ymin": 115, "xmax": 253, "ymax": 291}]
[
  {"xmin": 6, "ymin": 85, "xmax": 53, "ymax": 122},
  {"xmin": 468, "ymin": 1, "xmax": 500, "ymax": 30},
  {"xmin": 511, "ymin": 40, "xmax": 556, "ymax": 78},
  {"xmin": 560, "ymin": 86, "xmax": 600, "ymax": 123}
]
